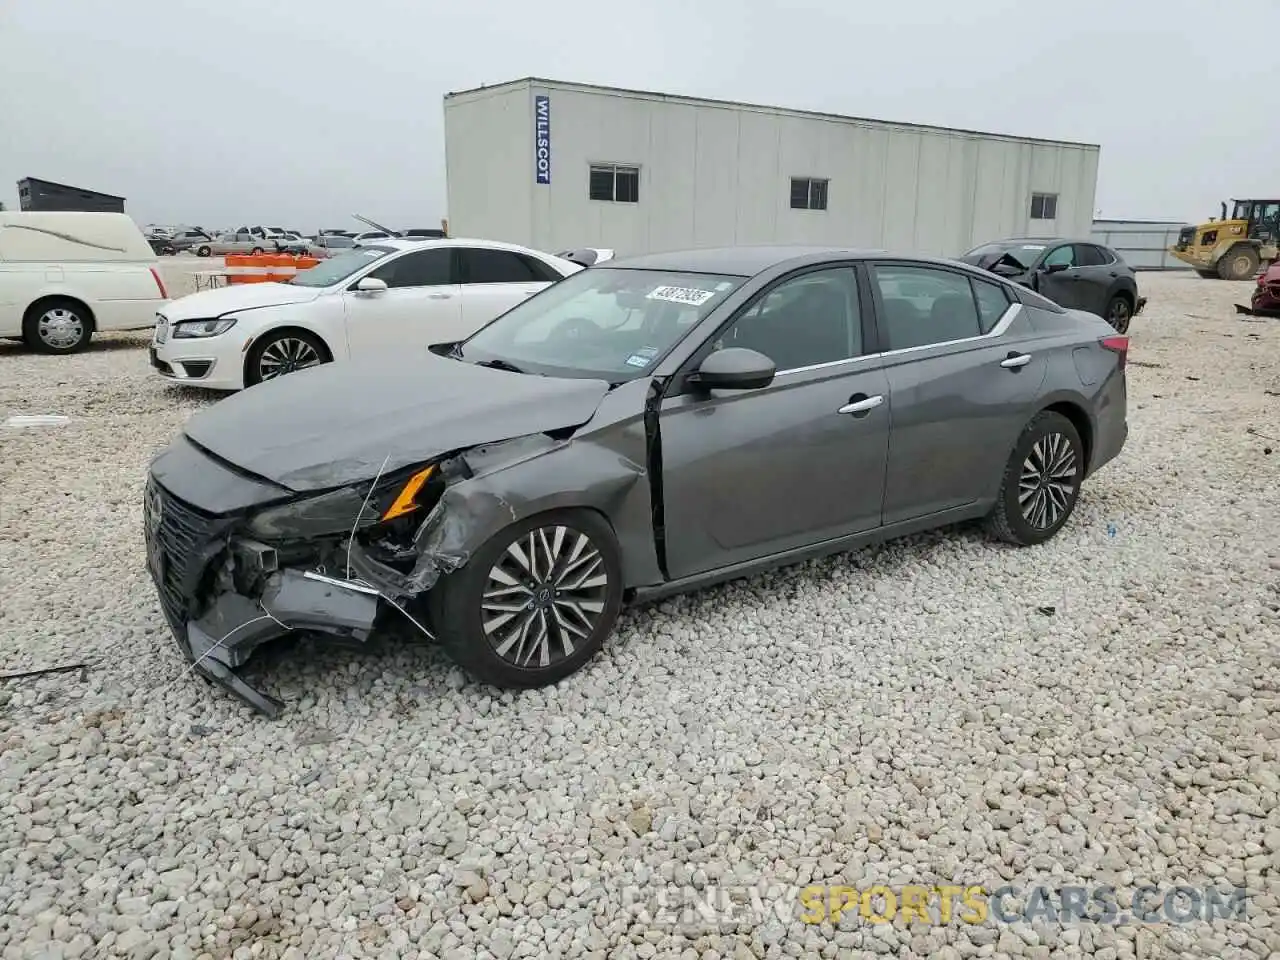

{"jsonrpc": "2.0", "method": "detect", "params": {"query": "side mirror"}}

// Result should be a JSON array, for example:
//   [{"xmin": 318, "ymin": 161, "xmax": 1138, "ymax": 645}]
[
  {"xmin": 689, "ymin": 347, "xmax": 775, "ymax": 391},
  {"xmin": 355, "ymin": 277, "xmax": 388, "ymax": 293},
  {"xmin": 1043, "ymin": 262, "xmax": 1070, "ymax": 274}
]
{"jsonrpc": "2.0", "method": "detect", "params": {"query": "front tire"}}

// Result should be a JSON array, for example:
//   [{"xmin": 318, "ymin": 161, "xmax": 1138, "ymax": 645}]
[
  {"xmin": 23, "ymin": 299, "xmax": 93, "ymax": 354},
  {"xmin": 1105, "ymin": 293, "xmax": 1132, "ymax": 333},
  {"xmin": 429, "ymin": 510, "xmax": 624, "ymax": 688},
  {"xmin": 244, "ymin": 329, "xmax": 329, "ymax": 386},
  {"xmin": 196, "ymin": 245, "xmax": 212, "ymax": 257},
  {"xmin": 984, "ymin": 411, "xmax": 1084, "ymax": 546},
  {"xmin": 1217, "ymin": 245, "xmax": 1259, "ymax": 280}
]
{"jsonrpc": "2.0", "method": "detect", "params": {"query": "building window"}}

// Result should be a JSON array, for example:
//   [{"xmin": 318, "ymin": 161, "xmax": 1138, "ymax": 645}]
[
  {"xmin": 589, "ymin": 164, "xmax": 639, "ymax": 203},
  {"xmin": 790, "ymin": 178, "xmax": 829, "ymax": 211},
  {"xmin": 1030, "ymin": 193, "xmax": 1058, "ymax": 220}
]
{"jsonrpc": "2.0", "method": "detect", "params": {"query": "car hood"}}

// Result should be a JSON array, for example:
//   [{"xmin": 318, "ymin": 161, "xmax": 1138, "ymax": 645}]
[
  {"xmin": 181, "ymin": 353, "xmax": 612, "ymax": 492},
  {"xmin": 162, "ymin": 283, "xmax": 323, "ymax": 320},
  {"xmin": 958, "ymin": 250, "xmax": 1030, "ymax": 274}
]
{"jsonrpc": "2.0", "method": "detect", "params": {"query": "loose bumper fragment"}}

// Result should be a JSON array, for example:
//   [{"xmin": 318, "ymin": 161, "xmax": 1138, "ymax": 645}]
[{"xmin": 181, "ymin": 567, "xmax": 380, "ymax": 717}]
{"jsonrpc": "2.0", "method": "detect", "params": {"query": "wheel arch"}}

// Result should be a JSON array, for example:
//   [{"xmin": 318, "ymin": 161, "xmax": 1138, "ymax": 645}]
[
  {"xmin": 403, "ymin": 434, "xmax": 660, "ymax": 594},
  {"xmin": 24, "ymin": 293, "xmax": 97, "ymax": 332},
  {"xmin": 1037, "ymin": 399, "xmax": 1093, "ymax": 474},
  {"xmin": 242, "ymin": 324, "xmax": 335, "ymax": 381}
]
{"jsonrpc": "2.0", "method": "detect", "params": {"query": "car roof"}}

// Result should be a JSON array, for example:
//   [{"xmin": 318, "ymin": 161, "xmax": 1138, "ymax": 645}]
[
  {"xmin": 606, "ymin": 245, "xmax": 1021, "ymax": 279},
  {"xmin": 372, "ymin": 236, "xmax": 569, "ymax": 259},
  {"xmin": 607, "ymin": 245, "xmax": 890, "ymax": 276},
  {"xmin": 981, "ymin": 236, "xmax": 1100, "ymax": 246}
]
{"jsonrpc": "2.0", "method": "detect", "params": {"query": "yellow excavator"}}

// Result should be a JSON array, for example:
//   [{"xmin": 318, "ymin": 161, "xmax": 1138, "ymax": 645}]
[{"xmin": 1170, "ymin": 198, "xmax": 1280, "ymax": 279}]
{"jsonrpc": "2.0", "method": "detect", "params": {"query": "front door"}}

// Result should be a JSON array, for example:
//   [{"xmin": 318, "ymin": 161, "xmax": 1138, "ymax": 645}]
[
  {"xmin": 1034, "ymin": 243, "xmax": 1087, "ymax": 310},
  {"xmin": 341, "ymin": 247, "xmax": 463, "ymax": 357},
  {"xmin": 454, "ymin": 246, "xmax": 554, "ymax": 336},
  {"xmin": 868, "ymin": 262, "xmax": 1049, "ymax": 524},
  {"xmin": 659, "ymin": 265, "xmax": 890, "ymax": 579}
]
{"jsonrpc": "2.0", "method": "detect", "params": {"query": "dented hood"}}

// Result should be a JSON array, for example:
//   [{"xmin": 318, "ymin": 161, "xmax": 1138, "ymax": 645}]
[{"xmin": 181, "ymin": 353, "xmax": 611, "ymax": 492}]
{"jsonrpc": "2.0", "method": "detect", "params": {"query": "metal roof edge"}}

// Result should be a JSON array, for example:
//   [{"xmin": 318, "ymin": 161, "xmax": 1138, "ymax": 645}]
[{"xmin": 444, "ymin": 77, "xmax": 1099, "ymax": 150}]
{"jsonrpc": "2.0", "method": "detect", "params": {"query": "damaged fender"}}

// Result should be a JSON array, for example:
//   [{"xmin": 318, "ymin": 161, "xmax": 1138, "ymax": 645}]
[{"xmin": 347, "ymin": 415, "xmax": 660, "ymax": 600}]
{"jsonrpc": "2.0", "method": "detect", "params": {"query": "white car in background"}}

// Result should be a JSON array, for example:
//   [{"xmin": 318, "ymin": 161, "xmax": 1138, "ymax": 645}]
[
  {"xmin": 0, "ymin": 211, "xmax": 168, "ymax": 353},
  {"xmin": 149, "ymin": 238, "xmax": 583, "ymax": 390}
]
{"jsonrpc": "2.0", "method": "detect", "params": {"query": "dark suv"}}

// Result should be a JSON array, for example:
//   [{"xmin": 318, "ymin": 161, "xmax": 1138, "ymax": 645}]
[{"xmin": 959, "ymin": 238, "xmax": 1145, "ymax": 333}]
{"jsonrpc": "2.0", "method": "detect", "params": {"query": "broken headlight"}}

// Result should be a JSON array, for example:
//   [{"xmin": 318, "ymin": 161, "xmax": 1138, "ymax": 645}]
[
  {"xmin": 246, "ymin": 486, "xmax": 382, "ymax": 540},
  {"xmin": 245, "ymin": 465, "xmax": 441, "ymax": 541}
]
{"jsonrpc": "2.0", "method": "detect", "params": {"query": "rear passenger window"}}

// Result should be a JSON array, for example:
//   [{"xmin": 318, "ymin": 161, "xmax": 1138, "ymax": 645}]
[
  {"xmin": 971, "ymin": 277, "xmax": 1011, "ymax": 333},
  {"xmin": 459, "ymin": 248, "xmax": 541, "ymax": 284},
  {"xmin": 1075, "ymin": 244, "xmax": 1107, "ymax": 267},
  {"xmin": 517, "ymin": 254, "xmax": 564, "ymax": 283},
  {"xmin": 872, "ymin": 266, "xmax": 982, "ymax": 351}
]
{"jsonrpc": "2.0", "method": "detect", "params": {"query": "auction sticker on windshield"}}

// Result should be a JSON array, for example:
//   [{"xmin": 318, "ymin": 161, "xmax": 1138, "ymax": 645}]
[{"xmin": 648, "ymin": 286, "xmax": 716, "ymax": 306}]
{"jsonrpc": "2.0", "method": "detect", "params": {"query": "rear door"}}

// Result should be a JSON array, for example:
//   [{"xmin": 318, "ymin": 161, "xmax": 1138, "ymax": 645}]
[
  {"xmin": 455, "ymin": 247, "xmax": 556, "ymax": 333},
  {"xmin": 340, "ymin": 246, "xmax": 463, "ymax": 355},
  {"xmin": 868, "ymin": 262, "xmax": 1049, "ymax": 524}
]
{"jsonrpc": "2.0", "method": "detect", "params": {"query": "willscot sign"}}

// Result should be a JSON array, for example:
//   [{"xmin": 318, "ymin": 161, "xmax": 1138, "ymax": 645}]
[{"xmin": 534, "ymin": 95, "xmax": 551, "ymax": 184}]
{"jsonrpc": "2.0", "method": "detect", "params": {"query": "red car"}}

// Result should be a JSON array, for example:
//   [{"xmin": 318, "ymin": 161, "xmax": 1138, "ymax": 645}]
[{"xmin": 1238, "ymin": 260, "xmax": 1280, "ymax": 317}]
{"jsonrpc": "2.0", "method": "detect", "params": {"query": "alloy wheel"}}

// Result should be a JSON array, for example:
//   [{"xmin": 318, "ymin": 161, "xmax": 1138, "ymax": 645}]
[
  {"xmin": 480, "ymin": 525, "xmax": 609, "ymax": 668},
  {"xmin": 37, "ymin": 308, "xmax": 84, "ymax": 350},
  {"xmin": 1019, "ymin": 432, "xmax": 1078, "ymax": 529},
  {"xmin": 1108, "ymin": 298, "xmax": 1131, "ymax": 333},
  {"xmin": 257, "ymin": 337, "xmax": 322, "ymax": 380}
]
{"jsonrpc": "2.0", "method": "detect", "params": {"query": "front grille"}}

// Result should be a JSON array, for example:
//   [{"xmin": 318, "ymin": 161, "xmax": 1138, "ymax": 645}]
[{"xmin": 144, "ymin": 478, "xmax": 221, "ymax": 631}]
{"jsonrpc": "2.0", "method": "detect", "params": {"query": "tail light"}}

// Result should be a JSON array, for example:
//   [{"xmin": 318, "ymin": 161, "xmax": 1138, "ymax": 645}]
[
  {"xmin": 150, "ymin": 267, "xmax": 168, "ymax": 299},
  {"xmin": 1100, "ymin": 335, "xmax": 1128, "ymax": 370}
]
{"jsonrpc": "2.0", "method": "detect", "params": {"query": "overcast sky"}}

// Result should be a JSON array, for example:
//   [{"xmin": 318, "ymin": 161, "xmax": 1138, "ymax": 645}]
[{"xmin": 2, "ymin": 0, "xmax": 1276, "ymax": 230}]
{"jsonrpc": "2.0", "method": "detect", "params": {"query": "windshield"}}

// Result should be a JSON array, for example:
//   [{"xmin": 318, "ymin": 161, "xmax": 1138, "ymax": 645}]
[
  {"xmin": 458, "ymin": 267, "xmax": 747, "ymax": 380},
  {"xmin": 289, "ymin": 245, "xmax": 395, "ymax": 287},
  {"xmin": 963, "ymin": 241, "xmax": 1047, "ymax": 269}
]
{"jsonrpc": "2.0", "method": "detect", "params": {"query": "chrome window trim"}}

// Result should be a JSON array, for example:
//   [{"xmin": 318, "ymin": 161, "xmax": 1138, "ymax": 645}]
[
  {"xmin": 876, "ymin": 301, "xmax": 1022, "ymax": 360},
  {"xmin": 771, "ymin": 300, "xmax": 1022, "ymax": 378}
]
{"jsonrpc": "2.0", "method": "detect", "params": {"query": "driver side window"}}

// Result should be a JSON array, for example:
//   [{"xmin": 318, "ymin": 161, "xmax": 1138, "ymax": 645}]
[
  {"xmin": 1043, "ymin": 245, "xmax": 1076, "ymax": 269},
  {"xmin": 715, "ymin": 267, "xmax": 862, "ymax": 373}
]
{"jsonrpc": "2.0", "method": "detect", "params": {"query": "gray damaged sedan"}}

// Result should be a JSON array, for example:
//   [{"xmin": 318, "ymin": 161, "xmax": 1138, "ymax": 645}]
[{"xmin": 144, "ymin": 246, "xmax": 1129, "ymax": 715}]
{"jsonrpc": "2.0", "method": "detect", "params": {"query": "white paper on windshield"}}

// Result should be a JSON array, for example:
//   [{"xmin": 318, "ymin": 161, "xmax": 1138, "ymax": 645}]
[
  {"xmin": 624, "ymin": 346, "xmax": 659, "ymax": 367},
  {"xmin": 647, "ymin": 285, "xmax": 716, "ymax": 306},
  {"xmin": 1021, "ymin": 244, "xmax": 1046, "ymax": 250}
]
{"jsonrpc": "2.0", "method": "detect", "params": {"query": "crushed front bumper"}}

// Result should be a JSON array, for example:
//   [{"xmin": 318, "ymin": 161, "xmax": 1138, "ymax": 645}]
[{"xmin": 144, "ymin": 479, "xmax": 384, "ymax": 717}]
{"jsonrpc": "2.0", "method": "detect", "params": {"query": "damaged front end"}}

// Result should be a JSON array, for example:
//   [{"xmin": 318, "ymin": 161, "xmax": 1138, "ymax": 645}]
[{"xmin": 144, "ymin": 453, "xmax": 475, "ymax": 717}]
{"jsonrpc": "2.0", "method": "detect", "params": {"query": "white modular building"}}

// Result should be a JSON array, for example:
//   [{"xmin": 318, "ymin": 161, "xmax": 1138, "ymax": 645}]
[{"xmin": 443, "ymin": 78, "xmax": 1100, "ymax": 259}]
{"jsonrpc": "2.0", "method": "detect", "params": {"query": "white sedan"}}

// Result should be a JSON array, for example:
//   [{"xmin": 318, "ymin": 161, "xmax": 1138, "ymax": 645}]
[{"xmin": 149, "ymin": 238, "xmax": 584, "ymax": 390}]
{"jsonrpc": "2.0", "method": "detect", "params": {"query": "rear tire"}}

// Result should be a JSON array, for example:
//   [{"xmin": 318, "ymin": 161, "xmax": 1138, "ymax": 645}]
[
  {"xmin": 984, "ymin": 411, "xmax": 1084, "ymax": 546},
  {"xmin": 22, "ymin": 298, "xmax": 93, "ymax": 354},
  {"xmin": 1217, "ymin": 245, "xmax": 1259, "ymax": 280},
  {"xmin": 1105, "ymin": 293, "xmax": 1132, "ymax": 333},
  {"xmin": 428, "ymin": 509, "xmax": 624, "ymax": 689}
]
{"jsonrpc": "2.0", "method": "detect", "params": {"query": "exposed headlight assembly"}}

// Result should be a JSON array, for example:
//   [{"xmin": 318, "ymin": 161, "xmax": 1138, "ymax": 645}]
[
  {"xmin": 246, "ymin": 465, "xmax": 439, "ymax": 540},
  {"xmin": 173, "ymin": 317, "xmax": 238, "ymax": 338}
]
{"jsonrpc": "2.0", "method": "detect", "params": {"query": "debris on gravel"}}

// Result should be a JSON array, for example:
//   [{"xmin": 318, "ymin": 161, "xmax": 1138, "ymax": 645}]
[{"xmin": 1, "ymin": 273, "xmax": 1277, "ymax": 958}]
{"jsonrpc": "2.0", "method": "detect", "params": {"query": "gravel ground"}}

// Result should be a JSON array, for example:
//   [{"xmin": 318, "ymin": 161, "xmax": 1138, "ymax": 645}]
[{"xmin": 1, "ymin": 272, "xmax": 1277, "ymax": 959}]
